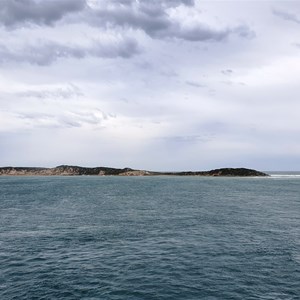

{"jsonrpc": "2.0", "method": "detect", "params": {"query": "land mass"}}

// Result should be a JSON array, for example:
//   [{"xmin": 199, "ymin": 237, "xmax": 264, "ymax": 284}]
[{"xmin": 0, "ymin": 165, "xmax": 269, "ymax": 177}]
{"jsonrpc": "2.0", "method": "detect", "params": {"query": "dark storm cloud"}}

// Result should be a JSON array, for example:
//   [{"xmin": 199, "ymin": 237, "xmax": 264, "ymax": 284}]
[
  {"xmin": 175, "ymin": 24, "xmax": 253, "ymax": 41},
  {"xmin": 0, "ymin": 0, "xmax": 87, "ymax": 28},
  {"xmin": 0, "ymin": 0, "xmax": 193, "ymax": 29},
  {"xmin": 0, "ymin": 0, "xmax": 253, "ymax": 42},
  {"xmin": 107, "ymin": 0, "xmax": 194, "ymax": 8},
  {"xmin": 90, "ymin": 2, "xmax": 253, "ymax": 42},
  {"xmin": 90, "ymin": 38, "xmax": 141, "ymax": 58},
  {"xmin": 0, "ymin": 38, "xmax": 140, "ymax": 65},
  {"xmin": 273, "ymin": 9, "xmax": 300, "ymax": 24}
]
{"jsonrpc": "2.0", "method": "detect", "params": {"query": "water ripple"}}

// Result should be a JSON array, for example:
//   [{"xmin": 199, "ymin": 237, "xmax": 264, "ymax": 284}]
[{"xmin": 0, "ymin": 176, "xmax": 299, "ymax": 299}]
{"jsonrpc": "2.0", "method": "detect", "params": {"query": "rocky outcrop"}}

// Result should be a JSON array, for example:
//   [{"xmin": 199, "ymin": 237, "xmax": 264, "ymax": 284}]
[
  {"xmin": 151, "ymin": 168, "xmax": 268, "ymax": 177},
  {"xmin": 119, "ymin": 170, "xmax": 151, "ymax": 176},
  {"xmin": 205, "ymin": 168, "xmax": 268, "ymax": 177},
  {"xmin": 0, "ymin": 167, "xmax": 48, "ymax": 176},
  {"xmin": 0, "ymin": 166, "xmax": 268, "ymax": 177},
  {"xmin": 0, "ymin": 165, "xmax": 133, "ymax": 176}
]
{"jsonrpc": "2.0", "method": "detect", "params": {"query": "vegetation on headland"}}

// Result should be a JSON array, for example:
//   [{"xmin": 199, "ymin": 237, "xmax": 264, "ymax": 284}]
[{"xmin": 0, "ymin": 165, "xmax": 269, "ymax": 177}]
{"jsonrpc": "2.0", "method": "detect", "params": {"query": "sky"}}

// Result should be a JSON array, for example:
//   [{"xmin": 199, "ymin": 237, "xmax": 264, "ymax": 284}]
[{"xmin": 0, "ymin": 0, "xmax": 300, "ymax": 171}]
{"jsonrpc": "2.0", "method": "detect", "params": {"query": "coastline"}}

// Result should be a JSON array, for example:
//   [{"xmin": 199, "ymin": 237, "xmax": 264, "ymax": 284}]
[{"xmin": 0, "ymin": 165, "xmax": 269, "ymax": 177}]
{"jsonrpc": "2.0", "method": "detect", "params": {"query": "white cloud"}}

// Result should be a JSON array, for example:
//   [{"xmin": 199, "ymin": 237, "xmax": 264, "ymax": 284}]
[
  {"xmin": 0, "ymin": 0, "xmax": 86, "ymax": 28},
  {"xmin": 0, "ymin": 0, "xmax": 299, "ymax": 170},
  {"xmin": 0, "ymin": 37, "xmax": 141, "ymax": 65}
]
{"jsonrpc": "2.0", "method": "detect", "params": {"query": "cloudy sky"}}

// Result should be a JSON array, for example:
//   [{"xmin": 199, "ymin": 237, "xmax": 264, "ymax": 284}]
[{"xmin": 0, "ymin": 0, "xmax": 300, "ymax": 171}]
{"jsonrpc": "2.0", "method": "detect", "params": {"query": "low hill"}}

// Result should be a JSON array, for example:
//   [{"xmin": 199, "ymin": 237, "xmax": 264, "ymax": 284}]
[{"xmin": 0, "ymin": 166, "xmax": 269, "ymax": 177}]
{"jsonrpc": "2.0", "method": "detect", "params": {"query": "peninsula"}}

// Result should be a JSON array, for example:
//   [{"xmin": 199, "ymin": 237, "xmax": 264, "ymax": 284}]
[{"xmin": 0, "ymin": 165, "xmax": 268, "ymax": 177}]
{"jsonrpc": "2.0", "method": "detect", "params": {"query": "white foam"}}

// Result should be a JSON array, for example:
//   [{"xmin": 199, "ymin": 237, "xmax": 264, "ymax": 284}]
[{"xmin": 270, "ymin": 174, "xmax": 300, "ymax": 179}]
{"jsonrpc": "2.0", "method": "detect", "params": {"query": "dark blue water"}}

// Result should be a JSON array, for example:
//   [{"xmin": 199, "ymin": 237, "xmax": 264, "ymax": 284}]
[{"xmin": 0, "ymin": 176, "xmax": 299, "ymax": 299}]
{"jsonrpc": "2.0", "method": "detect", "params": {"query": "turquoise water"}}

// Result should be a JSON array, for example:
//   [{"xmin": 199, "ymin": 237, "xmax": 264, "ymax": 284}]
[{"xmin": 0, "ymin": 176, "xmax": 299, "ymax": 299}]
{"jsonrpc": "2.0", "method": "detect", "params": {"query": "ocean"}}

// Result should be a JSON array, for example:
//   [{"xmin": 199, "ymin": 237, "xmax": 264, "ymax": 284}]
[{"xmin": 0, "ymin": 175, "xmax": 299, "ymax": 299}]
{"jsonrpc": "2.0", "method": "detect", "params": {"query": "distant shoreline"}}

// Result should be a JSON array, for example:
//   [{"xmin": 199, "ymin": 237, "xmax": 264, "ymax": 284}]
[{"xmin": 0, "ymin": 165, "xmax": 269, "ymax": 177}]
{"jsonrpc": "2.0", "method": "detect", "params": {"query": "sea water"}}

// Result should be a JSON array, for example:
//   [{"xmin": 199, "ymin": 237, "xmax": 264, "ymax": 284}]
[{"xmin": 0, "ymin": 175, "xmax": 299, "ymax": 299}]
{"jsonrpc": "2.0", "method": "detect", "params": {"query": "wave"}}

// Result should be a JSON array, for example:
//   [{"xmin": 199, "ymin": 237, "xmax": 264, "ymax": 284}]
[{"xmin": 269, "ymin": 174, "xmax": 300, "ymax": 179}]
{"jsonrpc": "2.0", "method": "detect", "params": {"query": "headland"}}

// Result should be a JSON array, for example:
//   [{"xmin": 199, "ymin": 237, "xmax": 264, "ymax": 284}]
[{"xmin": 0, "ymin": 165, "xmax": 269, "ymax": 177}]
